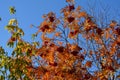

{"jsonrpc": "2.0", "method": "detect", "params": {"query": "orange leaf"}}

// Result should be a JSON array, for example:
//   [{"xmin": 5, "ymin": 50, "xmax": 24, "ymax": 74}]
[
  {"xmin": 55, "ymin": 32, "xmax": 61, "ymax": 37},
  {"xmin": 105, "ymin": 31, "xmax": 110, "ymax": 40},
  {"xmin": 79, "ymin": 11, "xmax": 86, "ymax": 17},
  {"xmin": 109, "ymin": 20, "xmax": 117, "ymax": 27},
  {"xmin": 85, "ymin": 61, "xmax": 92, "ymax": 67}
]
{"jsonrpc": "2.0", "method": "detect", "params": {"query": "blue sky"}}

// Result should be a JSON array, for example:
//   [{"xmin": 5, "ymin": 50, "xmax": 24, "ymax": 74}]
[{"xmin": 0, "ymin": 0, "xmax": 120, "ymax": 52}]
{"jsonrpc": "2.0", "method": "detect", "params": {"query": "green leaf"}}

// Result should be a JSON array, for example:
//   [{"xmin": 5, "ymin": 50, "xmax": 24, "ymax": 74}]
[
  {"xmin": 7, "ymin": 42, "xmax": 14, "ymax": 48},
  {"xmin": 32, "ymin": 41, "xmax": 39, "ymax": 47},
  {"xmin": 9, "ymin": 6, "xmax": 16, "ymax": 14},
  {"xmin": 32, "ymin": 33, "xmax": 37, "ymax": 40},
  {"xmin": 0, "ymin": 75, "xmax": 5, "ymax": 80}
]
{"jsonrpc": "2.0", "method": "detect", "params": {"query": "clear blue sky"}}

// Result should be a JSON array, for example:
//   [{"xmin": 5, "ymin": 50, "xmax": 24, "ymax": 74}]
[{"xmin": 0, "ymin": 0, "xmax": 120, "ymax": 53}]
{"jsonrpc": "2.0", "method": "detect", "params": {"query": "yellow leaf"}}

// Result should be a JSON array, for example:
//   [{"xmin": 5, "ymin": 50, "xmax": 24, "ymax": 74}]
[{"xmin": 8, "ymin": 19, "xmax": 17, "ymax": 26}]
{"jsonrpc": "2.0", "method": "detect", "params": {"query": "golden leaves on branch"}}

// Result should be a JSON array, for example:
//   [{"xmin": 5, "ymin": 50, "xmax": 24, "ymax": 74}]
[
  {"xmin": 39, "ymin": 21, "xmax": 51, "ymax": 33},
  {"xmin": 98, "ymin": 70, "xmax": 109, "ymax": 80},
  {"xmin": 6, "ymin": 1, "xmax": 120, "ymax": 80},
  {"xmin": 29, "ymin": 8, "xmax": 120, "ymax": 80},
  {"xmin": 39, "ymin": 12, "xmax": 59, "ymax": 35},
  {"xmin": 84, "ymin": 17, "xmax": 97, "ymax": 32}
]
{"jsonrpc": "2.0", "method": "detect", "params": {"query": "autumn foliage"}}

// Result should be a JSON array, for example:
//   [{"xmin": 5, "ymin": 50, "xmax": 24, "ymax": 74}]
[{"xmin": 0, "ymin": 0, "xmax": 120, "ymax": 80}]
